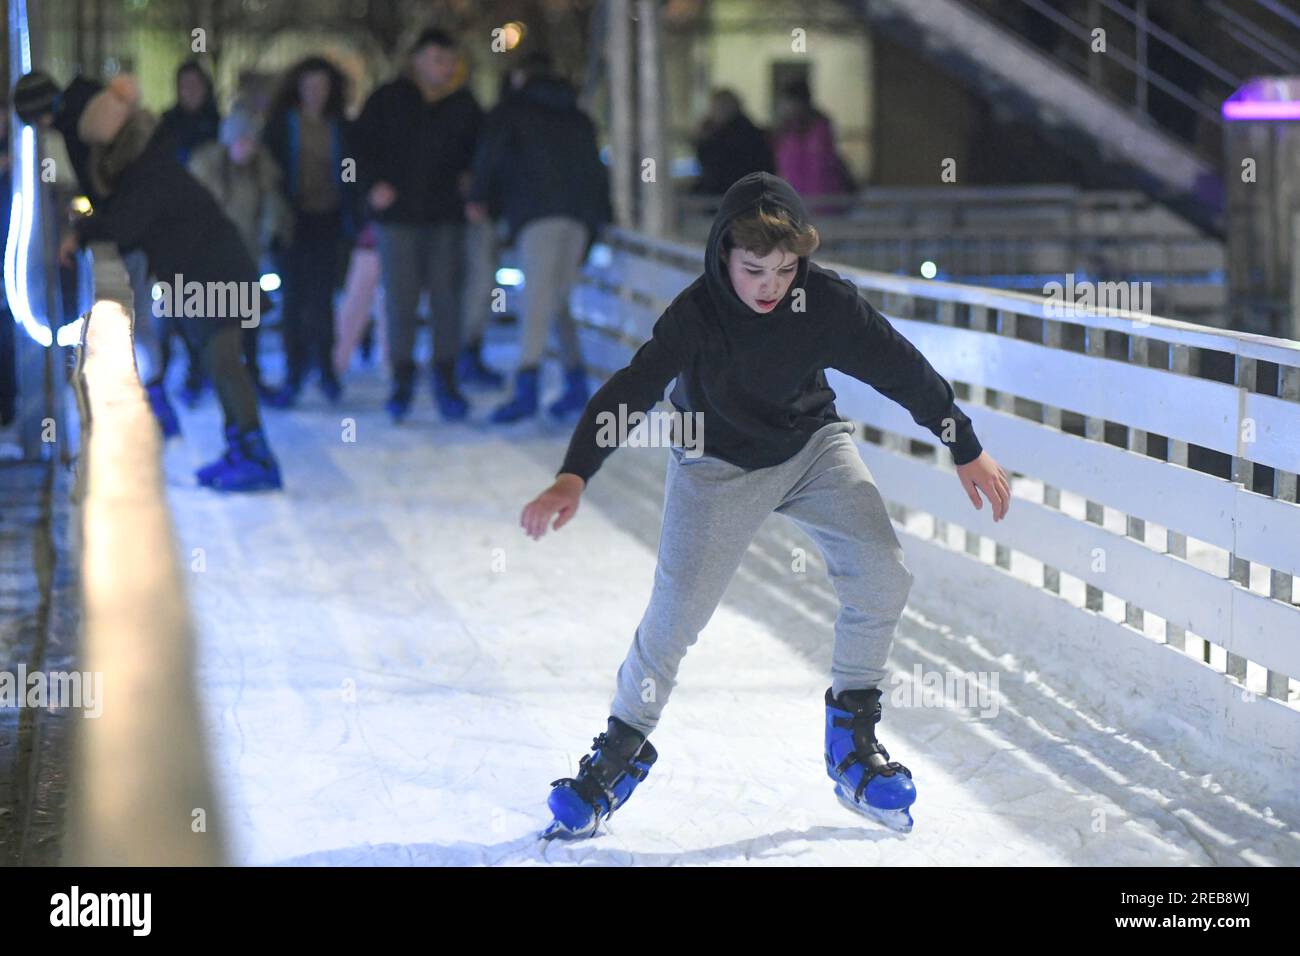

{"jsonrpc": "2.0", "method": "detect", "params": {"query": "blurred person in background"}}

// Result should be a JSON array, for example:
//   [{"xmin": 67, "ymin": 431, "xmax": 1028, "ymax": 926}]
[
  {"xmin": 189, "ymin": 103, "xmax": 293, "ymax": 397},
  {"xmin": 331, "ymin": 217, "xmax": 388, "ymax": 378},
  {"xmin": 159, "ymin": 59, "xmax": 223, "ymax": 405},
  {"xmin": 689, "ymin": 88, "xmax": 773, "ymax": 197},
  {"xmin": 159, "ymin": 59, "xmax": 221, "ymax": 165},
  {"xmin": 262, "ymin": 55, "xmax": 354, "ymax": 407},
  {"xmin": 352, "ymin": 28, "xmax": 482, "ymax": 423},
  {"xmin": 772, "ymin": 78, "xmax": 853, "ymax": 206},
  {"xmin": 61, "ymin": 76, "xmax": 282, "ymax": 491},
  {"xmin": 452, "ymin": 66, "xmax": 525, "ymax": 395},
  {"xmin": 13, "ymin": 69, "xmax": 179, "ymax": 436},
  {"xmin": 466, "ymin": 49, "xmax": 611, "ymax": 424}
]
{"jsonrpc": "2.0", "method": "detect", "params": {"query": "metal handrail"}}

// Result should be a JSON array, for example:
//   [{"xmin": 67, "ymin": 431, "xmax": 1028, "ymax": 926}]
[
  {"xmin": 1207, "ymin": 0, "xmax": 1300, "ymax": 72},
  {"xmin": 1005, "ymin": 0, "xmax": 1228, "ymax": 125}
]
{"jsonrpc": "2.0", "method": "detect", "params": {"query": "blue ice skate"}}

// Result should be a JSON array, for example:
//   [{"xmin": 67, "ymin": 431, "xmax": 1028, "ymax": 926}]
[
  {"xmin": 195, "ymin": 424, "xmax": 240, "ymax": 484},
  {"xmin": 543, "ymin": 716, "xmax": 658, "ymax": 841},
  {"xmin": 196, "ymin": 427, "xmax": 283, "ymax": 492},
  {"xmin": 546, "ymin": 364, "xmax": 590, "ymax": 419},
  {"xmin": 824, "ymin": 687, "xmax": 916, "ymax": 833},
  {"xmin": 490, "ymin": 367, "xmax": 539, "ymax": 424}
]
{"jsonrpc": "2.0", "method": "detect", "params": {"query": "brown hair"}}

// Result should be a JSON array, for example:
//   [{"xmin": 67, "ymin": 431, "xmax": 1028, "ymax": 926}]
[{"xmin": 720, "ymin": 203, "xmax": 819, "ymax": 265}]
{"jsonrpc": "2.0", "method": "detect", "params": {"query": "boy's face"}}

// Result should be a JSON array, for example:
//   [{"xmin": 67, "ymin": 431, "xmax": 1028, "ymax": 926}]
[{"xmin": 725, "ymin": 246, "xmax": 798, "ymax": 313}]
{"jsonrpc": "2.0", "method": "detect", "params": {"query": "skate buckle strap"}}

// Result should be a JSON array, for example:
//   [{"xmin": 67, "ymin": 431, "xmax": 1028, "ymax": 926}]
[
  {"xmin": 549, "ymin": 735, "xmax": 645, "ymax": 814},
  {"xmin": 832, "ymin": 702, "xmax": 913, "ymax": 802}
]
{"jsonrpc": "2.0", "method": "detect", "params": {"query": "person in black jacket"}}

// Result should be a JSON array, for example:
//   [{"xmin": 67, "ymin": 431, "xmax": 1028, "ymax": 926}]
[
  {"xmin": 262, "ymin": 55, "xmax": 353, "ymax": 407},
  {"xmin": 689, "ymin": 88, "xmax": 775, "ymax": 196},
  {"xmin": 466, "ymin": 50, "xmax": 611, "ymax": 424},
  {"xmin": 520, "ymin": 173, "xmax": 1011, "ymax": 839},
  {"xmin": 158, "ymin": 60, "xmax": 221, "ymax": 166},
  {"xmin": 65, "ymin": 80, "xmax": 282, "ymax": 492},
  {"xmin": 157, "ymin": 59, "xmax": 222, "ymax": 406},
  {"xmin": 352, "ymin": 28, "xmax": 482, "ymax": 423},
  {"xmin": 14, "ymin": 70, "xmax": 176, "ymax": 434}
]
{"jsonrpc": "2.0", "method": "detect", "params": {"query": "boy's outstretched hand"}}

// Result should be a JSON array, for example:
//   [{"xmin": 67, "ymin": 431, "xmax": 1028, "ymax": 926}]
[
  {"xmin": 956, "ymin": 452, "xmax": 1011, "ymax": 522},
  {"xmin": 521, "ymin": 473, "xmax": 586, "ymax": 540}
]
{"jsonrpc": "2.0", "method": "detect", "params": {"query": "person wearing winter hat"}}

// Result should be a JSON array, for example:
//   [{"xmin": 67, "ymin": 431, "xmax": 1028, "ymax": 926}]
[
  {"xmin": 14, "ymin": 70, "xmax": 180, "ymax": 434},
  {"xmin": 66, "ymin": 82, "xmax": 284, "ymax": 492},
  {"xmin": 14, "ymin": 70, "xmax": 104, "ymax": 203},
  {"xmin": 189, "ymin": 103, "xmax": 293, "ymax": 395}
]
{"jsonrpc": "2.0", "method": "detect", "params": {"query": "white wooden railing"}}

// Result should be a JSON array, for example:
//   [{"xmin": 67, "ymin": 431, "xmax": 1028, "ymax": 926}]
[{"xmin": 571, "ymin": 226, "xmax": 1300, "ymax": 809}]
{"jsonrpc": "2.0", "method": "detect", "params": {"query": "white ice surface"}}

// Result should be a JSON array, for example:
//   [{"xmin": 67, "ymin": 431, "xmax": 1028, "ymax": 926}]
[{"xmin": 161, "ymin": 357, "xmax": 1300, "ymax": 866}]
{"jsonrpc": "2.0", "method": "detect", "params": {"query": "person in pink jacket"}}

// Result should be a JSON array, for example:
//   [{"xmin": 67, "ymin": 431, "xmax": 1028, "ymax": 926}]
[{"xmin": 772, "ymin": 79, "xmax": 853, "ymax": 206}]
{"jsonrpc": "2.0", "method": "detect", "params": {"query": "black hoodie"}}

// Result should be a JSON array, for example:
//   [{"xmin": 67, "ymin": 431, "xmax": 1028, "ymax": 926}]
[
  {"xmin": 557, "ymin": 172, "xmax": 983, "ymax": 483},
  {"xmin": 158, "ymin": 67, "xmax": 221, "ymax": 166}
]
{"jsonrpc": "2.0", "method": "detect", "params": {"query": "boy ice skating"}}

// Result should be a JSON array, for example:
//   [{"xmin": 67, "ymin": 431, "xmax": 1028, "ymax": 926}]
[{"xmin": 521, "ymin": 172, "xmax": 1011, "ymax": 839}]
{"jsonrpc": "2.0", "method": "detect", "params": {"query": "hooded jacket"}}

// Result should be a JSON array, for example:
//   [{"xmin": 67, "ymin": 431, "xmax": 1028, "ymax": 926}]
[
  {"xmin": 467, "ymin": 73, "xmax": 612, "ymax": 249},
  {"xmin": 557, "ymin": 171, "xmax": 982, "ymax": 483},
  {"xmin": 158, "ymin": 68, "xmax": 221, "ymax": 166}
]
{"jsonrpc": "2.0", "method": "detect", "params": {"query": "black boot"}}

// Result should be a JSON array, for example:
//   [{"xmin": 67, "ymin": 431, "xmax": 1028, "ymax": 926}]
[{"xmin": 386, "ymin": 361, "xmax": 416, "ymax": 422}]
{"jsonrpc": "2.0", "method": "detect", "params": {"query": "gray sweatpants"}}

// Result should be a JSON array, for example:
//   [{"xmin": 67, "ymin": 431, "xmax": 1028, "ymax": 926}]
[
  {"xmin": 610, "ymin": 420, "xmax": 914, "ymax": 737},
  {"xmin": 516, "ymin": 215, "xmax": 589, "ymax": 372},
  {"xmin": 376, "ymin": 221, "xmax": 464, "ymax": 369}
]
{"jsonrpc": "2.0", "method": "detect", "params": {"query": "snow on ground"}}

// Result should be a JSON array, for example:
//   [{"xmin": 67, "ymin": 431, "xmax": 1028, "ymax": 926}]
[{"xmin": 159, "ymin": 344, "xmax": 1300, "ymax": 866}]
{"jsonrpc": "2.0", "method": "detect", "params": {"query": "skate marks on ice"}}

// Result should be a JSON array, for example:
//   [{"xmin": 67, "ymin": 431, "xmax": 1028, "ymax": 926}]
[
  {"xmin": 159, "ymin": 364, "xmax": 1298, "ymax": 865},
  {"xmin": 510, "ymin": 440, "xmax": 1300, "ymax": 866}
]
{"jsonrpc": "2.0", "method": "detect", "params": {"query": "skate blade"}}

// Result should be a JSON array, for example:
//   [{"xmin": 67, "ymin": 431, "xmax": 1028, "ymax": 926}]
[
  {"xmin": 834, "ymin": 786, "xmax": 914, "ymax": 833},
  {"xmin": 540, "ymin": 818, "xmax": 598, "ymax": 841}
]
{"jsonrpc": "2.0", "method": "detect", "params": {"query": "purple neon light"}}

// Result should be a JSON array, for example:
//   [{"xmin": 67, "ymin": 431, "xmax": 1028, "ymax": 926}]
[
  {"xmin": 1222, "ymin": 77, "xmax": 1300, "ymax": 121},
  {"xmin": 1222, "ymin": 100, "xmax": 1300, "ymax": 120}
]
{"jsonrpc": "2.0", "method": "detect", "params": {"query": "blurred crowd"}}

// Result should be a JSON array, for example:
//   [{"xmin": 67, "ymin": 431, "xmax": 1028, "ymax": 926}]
[{"xmin": 1, "ymin": 24, "xmax": 849, "ymax": 489}]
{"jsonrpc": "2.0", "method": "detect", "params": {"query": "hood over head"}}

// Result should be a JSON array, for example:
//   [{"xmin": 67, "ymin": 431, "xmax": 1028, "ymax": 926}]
[
  {"xmin": 519, "ymin": 74, "xmax": 578, "ymax": 111},
  {"xmin": 703, "ymin": 171, "xmax": 811, "ymax": 325}
]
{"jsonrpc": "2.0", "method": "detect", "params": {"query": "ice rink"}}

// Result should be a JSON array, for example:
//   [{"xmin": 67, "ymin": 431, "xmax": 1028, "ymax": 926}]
[{"xmin": 161, "ymin": 358, "xmax": 1300, "ymax": 867}]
